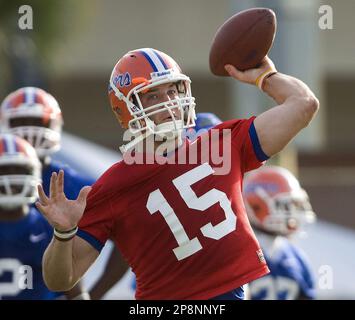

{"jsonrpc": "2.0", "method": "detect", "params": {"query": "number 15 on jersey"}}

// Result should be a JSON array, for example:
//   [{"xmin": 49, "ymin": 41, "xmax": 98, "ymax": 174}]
[{"xmin": 146, "ymin": 163, "xmax": 237, "ymax": 261}]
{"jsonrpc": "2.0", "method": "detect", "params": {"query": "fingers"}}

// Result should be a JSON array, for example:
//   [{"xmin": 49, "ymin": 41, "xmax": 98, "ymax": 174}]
[
  {"xmin": 37, "ymin": 184, "xmax": 49, "ymax": 204},
  {"xmin": 224, "ymin": 58, "xmax": 277, "ymax": 87},
  {"xmin": 57, "ymin": 170, "xmax": 64, "ymax": 194},
  {"xmin": 35, "ymin": 201, "xmax": 48, "ymax": 217},
  {"xmin": 77, "ymin": 186, "xmax": 92, "ymax": 205},
  {"xmin": 49, "ymin": 170, "xmax": 67, "ymax": 200},
  {"xmin": 224, "ymin": 64, "xmax": 245, "ymax": 81},
  {"xmin": 50, "ymin": 172, "xmax": 58, "ymax": 198},
  {"xmin": 36, "ymin": 184, "xmax": 50, "ymax": 218}
]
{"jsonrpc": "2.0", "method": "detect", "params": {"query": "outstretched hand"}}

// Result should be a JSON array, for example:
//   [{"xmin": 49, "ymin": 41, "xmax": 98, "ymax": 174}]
[
  {"xmin": 224, "ymin": 56, "xmax": 276, "ymax": 87},
  {"xmin": 36, "ymin": 170, "xmax": 92, "ymax": 232}
]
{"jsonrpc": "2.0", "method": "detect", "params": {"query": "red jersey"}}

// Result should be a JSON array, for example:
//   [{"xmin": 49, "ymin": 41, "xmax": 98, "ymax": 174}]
[{"xmin": 78, "ymin": 117, "xmax": 270, "ymax": 299}]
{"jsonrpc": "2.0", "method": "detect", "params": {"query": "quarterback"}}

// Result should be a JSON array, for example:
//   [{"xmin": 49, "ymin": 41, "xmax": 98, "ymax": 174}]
[{"xmin": 36, "ymin": 48, "xmax": 319, "ymax": 299}]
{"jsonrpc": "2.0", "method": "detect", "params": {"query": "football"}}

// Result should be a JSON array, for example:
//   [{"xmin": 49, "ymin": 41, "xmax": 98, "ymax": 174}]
[{"xmin": 209, "ymin": 7, "xmax": 277, "ymax": 76}]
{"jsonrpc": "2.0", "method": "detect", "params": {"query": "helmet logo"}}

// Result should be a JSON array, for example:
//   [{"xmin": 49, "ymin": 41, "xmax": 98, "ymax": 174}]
[
  {"xmin": 244, "ymin": 182, "xmax": 279, "ymax": 194},
  {"xmin": 151, "ymin": 69, "xmax": 173, "ymax": 79},
  {"xmin": 113, "ymin": 72, "xmax": 131, "ymax": 87}
]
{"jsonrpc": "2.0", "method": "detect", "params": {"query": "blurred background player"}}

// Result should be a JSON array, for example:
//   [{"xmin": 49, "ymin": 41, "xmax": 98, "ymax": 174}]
[
  {"xmin": 244, "ymin": 165, "xmax": 316, "ymax": 300},
  {"xmin": 0, "ymin": 87, "xmax": 93, "ymax": 299},
  {"xmin": 0, "ymin": 133, "xmax": 59, "ymax": 299},
  {"xmin": 0, "ymin": 87, "xmax": 95, "ymax": 201}
]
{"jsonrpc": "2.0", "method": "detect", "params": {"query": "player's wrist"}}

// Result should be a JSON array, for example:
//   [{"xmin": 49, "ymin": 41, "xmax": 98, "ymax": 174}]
[
  {"xmin": 255, "ymin": 67, "xmax": 278, "ymax": 91},
  {"xmin": 53, "ymin": 226, "xmax": 78, "ymax": 241}
]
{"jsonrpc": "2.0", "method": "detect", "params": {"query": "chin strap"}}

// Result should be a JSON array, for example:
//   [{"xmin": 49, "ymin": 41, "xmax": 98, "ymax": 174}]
[
  {"xmin": 154, "ymin": 120, "xmax": 183, "ymax": 139},
  {"xmin": 119, "ymin": 130, "xmax": 152, "ymax": 154}
]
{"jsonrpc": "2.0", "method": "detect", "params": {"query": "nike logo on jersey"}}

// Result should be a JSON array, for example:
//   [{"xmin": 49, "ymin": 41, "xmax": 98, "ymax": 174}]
[{"xmin": 29, "ymin": 233, "xmax": 47, "ymax": 243}]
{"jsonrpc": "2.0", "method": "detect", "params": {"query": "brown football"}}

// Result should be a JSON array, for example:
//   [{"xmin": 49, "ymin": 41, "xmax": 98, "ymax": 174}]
[{"xmin": 209, "ymin": 7, "xmax": 277, "ymax": 76}]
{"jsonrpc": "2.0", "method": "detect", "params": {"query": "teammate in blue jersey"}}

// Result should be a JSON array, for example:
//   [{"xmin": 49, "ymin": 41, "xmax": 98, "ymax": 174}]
[
  {"xmin": 243, "ymin": 165, "xmax": 317, "ymax": 300},
  {"xmin": 0, "ymin": 87, "xmax": 94, "ymax": 299},
  {"xmin": 0, "ymin": 134, "xmax": 58, "ymax": 299}
]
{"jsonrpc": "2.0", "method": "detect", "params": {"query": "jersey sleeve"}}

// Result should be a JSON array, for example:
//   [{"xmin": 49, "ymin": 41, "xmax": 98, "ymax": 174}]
[
  {"xmin": 215, "ymin": 116, "xmax": 269, "ymax": 173},
  {"xmin": 242, "ymin": 117, "xmax": 270, "ymax": 172},
  {"xmin": 77, "ymin": 181, "xmax": 114, "ymax": 252}
]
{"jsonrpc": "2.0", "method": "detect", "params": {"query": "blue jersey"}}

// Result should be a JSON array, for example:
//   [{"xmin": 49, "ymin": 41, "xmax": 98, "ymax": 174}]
[
  {"xmin": 249, "ymin": 234, "xmax": 315, "ymax": 300},
  {"xmin": 0, "ymin": 208, "xmax": 56, "ymax": 300},
  {"xmin": 0, "ymin": 159, "xmax": 95, "ymax": 300},
  {"xmin": 42, "ymin": 159, "xmax": 95, "ymax": 200}
]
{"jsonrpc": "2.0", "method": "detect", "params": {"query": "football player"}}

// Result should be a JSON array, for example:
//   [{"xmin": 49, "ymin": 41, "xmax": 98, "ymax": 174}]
[
  {"xmin": 0, "ymin": 133, "xmax": 58, "ymax": 299},
  {"xmin": 244, "ymin": 166, "xmax": 316, "ymax": 300},
  {"xmin": 36, "ymin": 48, "xmax": 319, "ymax": 300},
  {"xmin": 0, "ymin": 87, "xmax": 94, "ymax": 299},
  {"xmin": 125, "ymin": 112, "xmax": 229, "ymax": 296}
]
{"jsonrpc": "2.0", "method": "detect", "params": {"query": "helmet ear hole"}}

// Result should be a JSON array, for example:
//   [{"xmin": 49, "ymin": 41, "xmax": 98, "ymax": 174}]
[
  {"xmin": 113, "ymin": 107, "xmax": 121, "ymax": 115},
  {"xmin": 252, "ymin": 204, "xmax": 267, "ymax": 222},
  {"xmin": 251, "ymin": 204, "xmax": 260, "ymax": 213}
]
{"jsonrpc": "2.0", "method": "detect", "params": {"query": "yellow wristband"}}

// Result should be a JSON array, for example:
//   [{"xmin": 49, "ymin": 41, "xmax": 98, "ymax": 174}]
[{"xmin": 255, "ymin": 67, "xmax": 277, "ymax": 90}]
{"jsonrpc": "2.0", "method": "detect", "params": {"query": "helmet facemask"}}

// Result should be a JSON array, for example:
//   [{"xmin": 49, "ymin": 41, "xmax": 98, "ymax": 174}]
[
  {"xmin": 0, "ymin": 157, "xmax": 41, "ymax": 210},
  {"xmin": 250, "ymin": 187, "xmax": 316, "ymax": 236},
  {"xmin": 1, "ymin": 105, "xmax": 62, "ymax": 159},
  {"xmin": 110, "ymin": 69, "xmax": 196, "ymax": 153}
]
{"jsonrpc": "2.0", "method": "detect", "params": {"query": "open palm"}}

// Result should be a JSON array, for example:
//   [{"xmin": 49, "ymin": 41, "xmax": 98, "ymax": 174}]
[{"xmin": 36, "ymin": 170, "xmax": 92, "ymax": 231}]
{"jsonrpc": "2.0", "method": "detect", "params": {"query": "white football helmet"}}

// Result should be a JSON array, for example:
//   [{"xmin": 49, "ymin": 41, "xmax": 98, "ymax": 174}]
[
  {"xmin": 0, "ymin": 134, "xmax": 41, "ymax": 209},
  {"xmin": 243, "ymin": 166, "xmax": 316, "ymax": 236},
  {"xmin": 0, "ymin": 87, "xmax": 63, "ymax": 158}
]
